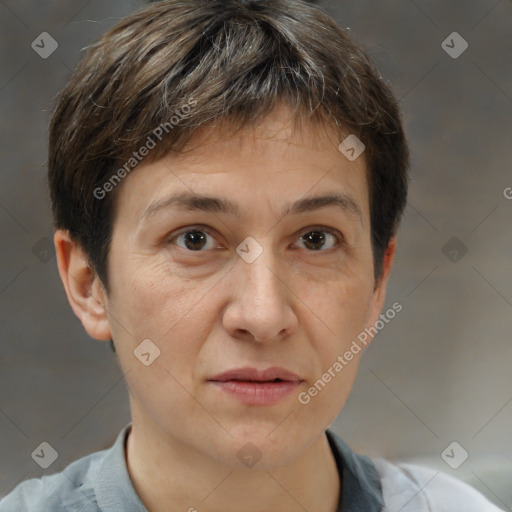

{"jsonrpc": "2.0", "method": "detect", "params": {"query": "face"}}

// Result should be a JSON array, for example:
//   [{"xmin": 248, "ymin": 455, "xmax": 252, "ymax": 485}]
[{"xmin": 79, "ymin": 106, "xmax": 392, "ymax": 469}]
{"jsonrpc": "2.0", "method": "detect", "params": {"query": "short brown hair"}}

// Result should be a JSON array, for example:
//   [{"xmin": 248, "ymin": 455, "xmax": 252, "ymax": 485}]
[{"xmin": 48, "ymin": 0, "xmax": 409, "ymax": 292}]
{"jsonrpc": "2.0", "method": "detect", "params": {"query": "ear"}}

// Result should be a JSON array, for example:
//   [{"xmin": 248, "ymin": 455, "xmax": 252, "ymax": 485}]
[
  {"xmin": 366, "ymin": 237, "xmax": 397, "ymax": 328},
  {"xmin": 54, "ymin": 230, "xmax": 112, "ymax": 341}
]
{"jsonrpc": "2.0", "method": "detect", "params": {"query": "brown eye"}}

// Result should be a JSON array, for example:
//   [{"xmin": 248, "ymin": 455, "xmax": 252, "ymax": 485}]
[
  {"xmin": 171, "ymin": 228, "xmax": 218, "ymax": 251},
  {"xmin": 296, "ymin": 228, "xmax": 342, "ymax": 252}
]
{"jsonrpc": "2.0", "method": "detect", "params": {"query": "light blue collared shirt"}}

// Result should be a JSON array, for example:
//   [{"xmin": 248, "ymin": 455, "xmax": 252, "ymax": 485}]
[{"xmin": 0, "ymin": 424, "xmax": 503, "ymax": 511}]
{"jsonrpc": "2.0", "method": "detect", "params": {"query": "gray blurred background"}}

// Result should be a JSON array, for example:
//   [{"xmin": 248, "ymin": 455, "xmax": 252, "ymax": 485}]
[{"xmin": 1, "ymin": 0, "xmax": 511, "ymax": 508}]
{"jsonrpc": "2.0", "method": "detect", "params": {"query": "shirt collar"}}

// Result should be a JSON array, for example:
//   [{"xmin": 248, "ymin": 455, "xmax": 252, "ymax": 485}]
[
  {"xmin": 93, "ymin": 423, "xmax": 148, "ymax": 511},
  {"xmin": 326, "ymin": 428, "xmax": 384, "ymax": 511},
  {"xmin": 84, "ymin": 424, "xmax": 383, "ymax": 512}
]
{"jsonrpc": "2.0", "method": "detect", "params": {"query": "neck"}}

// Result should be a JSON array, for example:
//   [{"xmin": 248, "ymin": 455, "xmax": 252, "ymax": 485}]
[{"xmin": 125, "ymin": 417, "xmax": 341, "ymax": 512}]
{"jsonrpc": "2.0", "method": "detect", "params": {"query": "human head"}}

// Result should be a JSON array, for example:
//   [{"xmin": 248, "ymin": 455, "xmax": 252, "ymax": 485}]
[
  {"xmin": 48, "ymin": 0, "xmax": 409, "ymax": 295},
  {"xmin": 50, "ymin": 0, "xmax": 409, "ymax": 476}
]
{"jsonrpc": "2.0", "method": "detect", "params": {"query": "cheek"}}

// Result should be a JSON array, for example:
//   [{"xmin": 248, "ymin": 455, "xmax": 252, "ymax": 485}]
[
  {"xmin": 107, "ymin": 255, "xmax": 217, "ymax": 380},
  {"xmin": 112, "ymin": 255, "xmax": 201, "ymax": 333},
  {"xmin": 299, "ymin": 271, "xmax": 373, "ymax": 401},
  {"xmin": 306, "ymin": 271, "xmax": 374, "ymax": 347},
  {"xmin": 109, "ymin": 261, "xmax": 215, "ymax": 421}
]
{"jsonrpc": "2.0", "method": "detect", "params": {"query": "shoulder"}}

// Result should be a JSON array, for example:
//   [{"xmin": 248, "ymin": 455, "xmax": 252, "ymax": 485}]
[
  {"xmin": 0, "ymin": 447, "xmax": 107, "ymax": 512},
  {"xmin": 371, "ymin": 457, "xmax": 505, "ymax": 511}
]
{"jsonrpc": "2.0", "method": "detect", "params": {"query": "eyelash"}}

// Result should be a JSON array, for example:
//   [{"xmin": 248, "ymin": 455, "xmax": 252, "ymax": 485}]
[{"xmin": 167, "ymin": 225, "xmax": 346, "ymax": 253}]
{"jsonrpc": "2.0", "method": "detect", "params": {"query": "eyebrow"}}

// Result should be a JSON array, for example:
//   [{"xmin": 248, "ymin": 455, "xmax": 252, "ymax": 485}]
[{"xmin": 142, "ymin": 192, "xmax": 363, "ymax": 223}]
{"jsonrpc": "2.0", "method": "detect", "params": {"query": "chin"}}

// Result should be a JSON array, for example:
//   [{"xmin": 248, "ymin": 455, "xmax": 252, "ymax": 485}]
[{"xmin": 217, "ymin": 423, "xmax": 313, "ymax": 470}]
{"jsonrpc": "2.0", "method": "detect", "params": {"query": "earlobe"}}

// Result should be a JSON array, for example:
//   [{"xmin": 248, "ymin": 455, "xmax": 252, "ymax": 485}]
[{"xmin": 54, "ymin": 230, "xmax": 112, "ymax": 341}]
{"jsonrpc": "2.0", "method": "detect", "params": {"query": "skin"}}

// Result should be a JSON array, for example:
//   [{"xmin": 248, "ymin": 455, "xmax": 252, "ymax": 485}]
[{"xmin": 55, "ymin": 104, "xmax": 396, "ymax": 512}]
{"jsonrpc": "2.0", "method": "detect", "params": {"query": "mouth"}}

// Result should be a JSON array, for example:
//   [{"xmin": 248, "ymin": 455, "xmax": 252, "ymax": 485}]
[
  {"xmin": 230, "ymin": 378, "xmax": 285, "ymax": 382},
  {"xmin": 208, "ymin": 367, "xmax": 304, "ymax": 405},
  {"xmin": 214, "ymin": 378, "xmax": 295, "ymax": 383},
  {"xmin": 209, "ymin": 366, "xmax": 303, "ymax": 383}
]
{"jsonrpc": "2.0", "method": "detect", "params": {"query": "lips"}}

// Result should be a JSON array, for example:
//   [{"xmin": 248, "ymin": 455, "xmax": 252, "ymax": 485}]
[
  {"xmin": 209, "ymin": 366, "xmax": 303, "ymax": 383},
  {"xmin": 208, "ymin": 367, "xmax": 304, "ymax": 406}
]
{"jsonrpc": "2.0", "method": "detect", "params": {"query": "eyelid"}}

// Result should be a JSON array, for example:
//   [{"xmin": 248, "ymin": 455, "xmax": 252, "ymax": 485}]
[{"xmin": 298, "ymin": 225, "xmax": 345, "ymax": 240}]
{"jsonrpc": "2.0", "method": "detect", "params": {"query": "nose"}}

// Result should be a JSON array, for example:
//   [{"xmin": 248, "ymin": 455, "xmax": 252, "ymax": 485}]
[{"xmin": 221, "ymin": 241, "xmax": 298, "ymax": 343}]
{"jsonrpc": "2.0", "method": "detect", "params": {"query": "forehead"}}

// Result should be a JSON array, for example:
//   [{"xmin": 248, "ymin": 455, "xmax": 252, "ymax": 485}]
[
  {"xmin": 175, "ymin": 105, "xmax": 355, "ymax": 162},
  {"xmin": 112, "ymin": 106, "xmax": 370, "ymax": 226}
]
